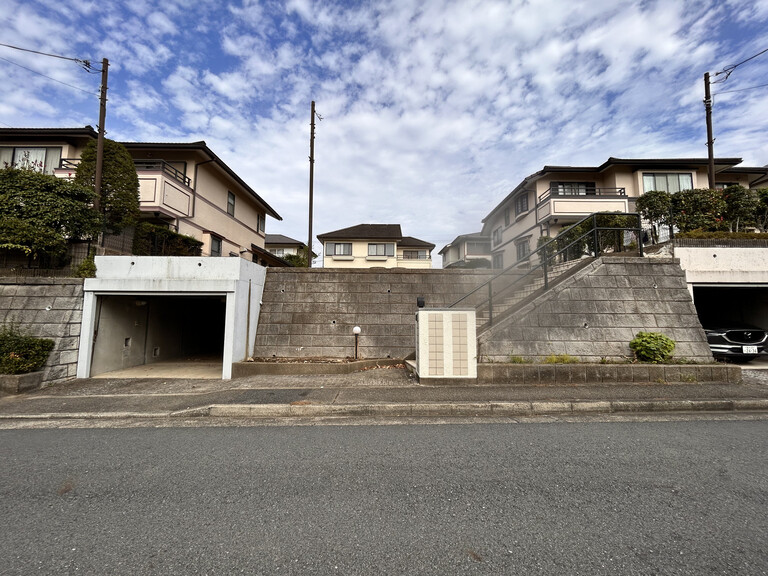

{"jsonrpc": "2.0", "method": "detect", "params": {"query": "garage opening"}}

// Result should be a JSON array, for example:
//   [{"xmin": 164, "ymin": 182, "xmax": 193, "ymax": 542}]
[
  {"xmin": 692, "ymin": 286, "xmax": 768, "ymax": 329},
  {"xmin": 90, "ymin": 294, "xmax": 226, "ymax": 377}
]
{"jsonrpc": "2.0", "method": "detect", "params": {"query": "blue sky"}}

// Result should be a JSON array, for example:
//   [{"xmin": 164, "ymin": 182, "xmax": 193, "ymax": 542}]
[{"xmin": 2, "ymin": 0, "xmax": 768, "ymax": 264}]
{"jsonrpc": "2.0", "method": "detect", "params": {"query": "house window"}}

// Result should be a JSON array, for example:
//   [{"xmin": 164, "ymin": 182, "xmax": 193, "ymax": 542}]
[
  {"xmin": 403, "ymin": 250, "xmax": 428, "ymax": 260},
  {"xmin": 257, "ymin": 213, "xmax": 265, "ymax": 233},
  {"xmin": 466, "ymin": 241, "xmax": 490, "ymax": 255},
  {"xmin": 516, "ymin": 239, "xmax": 531, "ymax": 262},
  {"xmin": 715, "ymin": 182, "xmax": 739, "ymax": 190},
  {"xmin": 492, "ymin": 253, "xmax": 503, "ymax": 269},
  {"xmin": 227, "ymin": 191, "xmax": 235, "ymax": 216},
  {"xmin": 504, "ymin": 207, "xmax": 511, "ymax": 226},
  {"xmin": 0, "ymin": 146, "xmax": 62, "ymax": 174},
  {"xmin": 514, "ymin": 193, "xmax": 529, "ymax": 215},
  {"xmin": 210, "ymin": 235, "xmax": 222, "ymax": 257},
  {"xmin": 492, "ymin": 227, "xmax": 502, "ymax": 247},
  {"xmin": 642, "ymin": 173, "xmax": 693, "ymax": 193},
  {"xmin": 551, "ymin": 182, "xmax": 596, "ymax": 195},
  {"xmin": 271, "ymin": 248, "xmax": 285, "ymax": 257},
  {"xmin": 368, "ymin": 243, "xmax": 395, "ymax": 257},
  {"xmin": 326, "ymin": 242, "xmax": 352, "ymax": 256}
]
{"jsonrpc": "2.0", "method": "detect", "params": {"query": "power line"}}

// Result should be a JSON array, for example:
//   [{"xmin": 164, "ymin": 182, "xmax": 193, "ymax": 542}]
[
  {"xmin": 0, "ymin": 56, "xmax": 97, "ymax": 96},
  {"xmin": 0, "ymin": 42, "xmax": 99, "ymax": 72},
  {"xmin": 712, "ymin": 46, "xmax": 768, "ymax": 83},
  {"xmin": 713, "ymin": 81, "xmax": 768, "ymax": 97}
]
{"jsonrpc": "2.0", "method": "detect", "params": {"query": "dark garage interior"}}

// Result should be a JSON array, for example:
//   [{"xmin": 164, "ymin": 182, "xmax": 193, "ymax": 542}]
[
  {"xmin": 693, "ymin": 286, "xmax": 768, "ymax": 329},
  {"xmin": 90, "ymin": 294, "xmax": 226, "ymax": 376}
]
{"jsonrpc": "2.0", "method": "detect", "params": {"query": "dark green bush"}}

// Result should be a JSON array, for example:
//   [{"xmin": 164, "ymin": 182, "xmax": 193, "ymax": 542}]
[
  {"xmin": 0, "ymin": 324, "xmax": 54, "ymax": 374},
  {"xmin": 629, "ymin": 331, "xmax": 675, "ymax": 363},
  {"xmin": 132, "ymin": 222, "xmax": 203, "ymax": 256},
  {"xmin": 676, "ymin": 230, "xmax": 766, "ymax": 240}
]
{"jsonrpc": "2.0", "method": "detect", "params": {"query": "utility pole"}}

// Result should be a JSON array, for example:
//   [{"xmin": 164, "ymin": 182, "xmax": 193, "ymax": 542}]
[
  {"xmin": 307, "ymin": 100, "xmax": 317, "ymax": 267},
  {"xmin": 94, "ymin": 58, "xmax": 109, "ymax": 214},
  {"xmin": 704, "ymin": 72, "xmax": 715, "ymax": 189}
]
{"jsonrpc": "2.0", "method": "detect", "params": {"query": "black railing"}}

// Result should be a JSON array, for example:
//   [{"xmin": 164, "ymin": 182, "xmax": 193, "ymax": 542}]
[
  {"xmin": 133, "ymin": 160, "xmax": 191, "ymax": 187},
  {"xmin": 538, "ymin": 187, "xmax": 626, "ymax": 204},
  {"xmin": 450, "ymin": 212, "xmax": 644, "ymax": 330},
  {"xmin": 59, "ymin": 158, "xmax": 81, "ymax": 170},
  {"xmin": 58, "ymin": 158, "xmax": 191, "ymax": 187}
]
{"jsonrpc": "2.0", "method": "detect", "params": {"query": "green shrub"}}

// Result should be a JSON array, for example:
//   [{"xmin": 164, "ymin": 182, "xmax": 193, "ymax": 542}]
[
  {"xmin": 543, "ymin": 354, "xmax": 579, "ymax": 364},
  {"xmin": 75, "ymin": 247, "xmax": 97, "ymax": 278},
  {"xmin": 629, "ymin": 332, "xmax": 675, "ymax": 363},
  {"xmin": 0, "ymin": 324, "xmax": 54, "ymax": 374},
  {"xmin": 132, "ymin": 222, "xmax": 203, "ymax": 256},
  {"xmin": 509, "ymin": 355, "xmax": 526, "ymax": 364}
]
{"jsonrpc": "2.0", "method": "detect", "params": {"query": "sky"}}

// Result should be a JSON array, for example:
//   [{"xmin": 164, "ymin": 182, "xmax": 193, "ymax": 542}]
[{"xmin": 2, "ymin": 0, "xmax": 768, "ymax": 265}]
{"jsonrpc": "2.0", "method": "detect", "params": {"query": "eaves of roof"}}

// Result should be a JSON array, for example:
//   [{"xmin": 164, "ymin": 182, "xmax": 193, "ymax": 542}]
[{"xmin": 317, "ymin": 224, "xmax": 403, "ymax": 241}]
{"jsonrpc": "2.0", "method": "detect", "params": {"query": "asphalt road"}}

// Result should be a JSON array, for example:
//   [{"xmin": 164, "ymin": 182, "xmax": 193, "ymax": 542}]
[{"xmin": 1, "ymin": 421, "xmax": 766, "ymax": 575}]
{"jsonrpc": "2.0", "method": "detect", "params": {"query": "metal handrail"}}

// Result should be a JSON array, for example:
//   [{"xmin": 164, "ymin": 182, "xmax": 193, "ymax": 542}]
[
  {"xmin": 538, "ymin": 187, "xmax": 626, "ymax": 204},
  {"xmin": 58, "ymin": 158, "xmax": 192, "ymax": 187},
  {"xmin": 133, "ymin": 160, "xmax": 191, "ymax": 187},
  {"xmin": 450, "ymin": 213, "xmax": 644, "ymax": 329}
]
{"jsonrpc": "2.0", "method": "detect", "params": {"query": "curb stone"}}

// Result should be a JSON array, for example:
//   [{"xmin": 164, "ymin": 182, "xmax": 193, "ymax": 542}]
[{"xmin": 1, "ymin": 399, "xmax": 768, "ymax": 420}]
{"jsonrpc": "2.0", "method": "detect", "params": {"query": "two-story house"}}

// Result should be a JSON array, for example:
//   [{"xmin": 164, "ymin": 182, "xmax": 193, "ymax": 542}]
[
  {"xmin": 0, "ymin": 126, "xmax": 282, "ymax": 264},
  {"xmin": 439, "ymin": 232, "xmax": 491, "ymax": 269},
  {"xmin": 317, "ymin": 224, "xmax": 435, "ymax": 269},
  {"xmin": 265, "ymin": 234, "xmax": 307, "ymax": 258},
  {"xmin": 482, "ymin": 157, "xmax": 768, "ymax": 270}
]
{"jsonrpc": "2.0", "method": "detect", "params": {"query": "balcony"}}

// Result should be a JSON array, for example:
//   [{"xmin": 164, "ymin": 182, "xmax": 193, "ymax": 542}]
[{"xmin": 536, "ymin": 187, "xmax": 628, "ymax": 223}]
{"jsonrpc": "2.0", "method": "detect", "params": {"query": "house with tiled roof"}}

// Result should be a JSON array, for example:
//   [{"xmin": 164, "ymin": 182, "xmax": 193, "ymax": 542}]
[
  {"xmin": 265, "ymin": 234, "xmax": 307, "ymax": 258},
  {"xmin": 317, "ymin": 224, "xmax": 435, "ymax": 268},
  {"xmin": 482, "ymin": 157, "xmax": 768, "ymax": 270},
  {"xmin": 0, "ymin": 126, "xmax": 282, "ymax": 265}
]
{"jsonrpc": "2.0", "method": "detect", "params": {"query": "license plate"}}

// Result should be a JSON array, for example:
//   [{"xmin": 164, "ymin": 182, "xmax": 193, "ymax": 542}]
[{"xmin": 743, "ymin": 346, "xmax": 758, "ymax": 354}]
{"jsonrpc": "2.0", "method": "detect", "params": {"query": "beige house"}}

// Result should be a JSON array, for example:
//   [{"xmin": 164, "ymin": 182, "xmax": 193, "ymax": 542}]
[
  {"xmin": 0, "ymin": 126, "xmax": 282, "ymax": 264},
  {"xmin": 317, "ymin": 224, "xmax": 435, "ymax": 269},
  {"xmin": 265, "ymin": 234, "xmax": 307, "ymax": 258},
  {"xmin": 482, "ymin": 157, "xmax": 768, "ymax": 270},
  {"xmin": 439, "ymin": 232, "xmax": 491, "ymax": 269}
]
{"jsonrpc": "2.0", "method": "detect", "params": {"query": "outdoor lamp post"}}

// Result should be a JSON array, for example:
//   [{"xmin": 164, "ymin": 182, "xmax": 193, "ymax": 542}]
[{"xmin": 353, "ymin": 326, "xmax": 361, "ymax": 360}]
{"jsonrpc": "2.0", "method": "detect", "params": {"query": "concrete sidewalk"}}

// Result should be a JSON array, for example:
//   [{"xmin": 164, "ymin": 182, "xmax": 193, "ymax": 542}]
[{"xmin": 2, "ymin": 365, "xmax": 768, "ymax": 421}]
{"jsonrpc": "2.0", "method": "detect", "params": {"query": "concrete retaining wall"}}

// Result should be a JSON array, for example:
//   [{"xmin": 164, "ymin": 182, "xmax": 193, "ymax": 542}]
[
  {"xmin": 478, "ymin": 257, "xmax": 714, "ymax": 363},
  {"xmin": 253, "ymin": 268, "xmax": 492, "ymax": 359},
  {"xmin": 0, "ymin": 277, "xmax": 84, "ymax": 385}
]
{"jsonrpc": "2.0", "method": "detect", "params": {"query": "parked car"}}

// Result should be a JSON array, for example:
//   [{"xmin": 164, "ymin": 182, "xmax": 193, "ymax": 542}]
[{"xmin": 704, "ymin": 324, "xmax": 768, "ymax": 362}]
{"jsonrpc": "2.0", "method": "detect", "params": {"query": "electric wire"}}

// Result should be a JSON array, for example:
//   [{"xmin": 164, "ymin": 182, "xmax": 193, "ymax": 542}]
[
  {"xmin": 712, "ymin": 46, "xmax": 768, "ymax": 82},
  {"xmin": 0, "ymin": 42, "xmax": 100, "ymax": 72},
  {"xmin": 0, "ymin": 56, "xmax": 97, "ymax": 96}
]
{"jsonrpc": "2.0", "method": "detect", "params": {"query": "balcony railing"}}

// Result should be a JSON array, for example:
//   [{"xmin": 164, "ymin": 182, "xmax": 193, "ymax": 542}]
[
  {"xmin": 58, "ymin": 158, "xmax": 191, "ymax": 187},
  {"xmin": 133, "ymin": 160, "xmax": 191, "ymax": 187},
  {"xmin": 538, "ymin": 187, "xmax": 626, "ymax": 204},
  {"xmin": 398, "ymin": 254, "xmax": 432, "ymax": 260}
]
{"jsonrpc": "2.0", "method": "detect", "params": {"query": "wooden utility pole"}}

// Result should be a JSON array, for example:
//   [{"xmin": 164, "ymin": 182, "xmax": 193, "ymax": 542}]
[
  {"xmin": 307, "ymin": 100, "xmax": 316, "ymax": 267},
  {"xmin": 94, "ymin": 58, "xmax": 109, "ymax": 214},
  {"xmin": 704, "ymin": 72, "xmax": 715, "ymax": 189}
]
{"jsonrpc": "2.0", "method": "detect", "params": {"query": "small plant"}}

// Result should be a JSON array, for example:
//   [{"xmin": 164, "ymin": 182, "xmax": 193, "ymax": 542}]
[
  {"xmin": 0, "ymin": 323, "xmax": 54, "ymax": 374},
  {"xmin": 75, "ymin": 247, "xmax": 97, "ymax": 278},
  {"xmin": 629, "ymin": 331, "xmax": 675, "ymax": 363},
  {"xmin": 543, "ymin": 354, "xmax": 579, "ymax": 364},
  {"xmin": 509, "ymin": 355, "xmax": 526, "ymax": 364}
]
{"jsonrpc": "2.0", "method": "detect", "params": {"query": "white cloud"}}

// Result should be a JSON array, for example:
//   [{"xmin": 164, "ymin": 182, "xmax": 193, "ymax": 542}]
[{"xmin": 3, "ymin": 0, "xmax": 768, "ymax": 260}]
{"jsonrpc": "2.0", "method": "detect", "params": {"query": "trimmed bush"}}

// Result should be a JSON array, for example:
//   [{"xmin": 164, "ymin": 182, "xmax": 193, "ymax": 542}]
[
  {"xmin": 132, "ymin": 222, "xmax": 203, "ymax": 256},
  {"xmin": 0, "ymin": 324, "xmax": 54, "ymax": 374},
  {"xmin": 629, "ymin": 332, "xmax": 675, "ymax": 363}
]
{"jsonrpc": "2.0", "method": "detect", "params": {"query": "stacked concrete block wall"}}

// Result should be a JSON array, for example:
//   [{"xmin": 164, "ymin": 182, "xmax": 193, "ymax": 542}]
[
  {"xmin": 0, "ymin": 277, "xmax": 84, "ymax": 384},
  {"xmin": 253, "ymin": 268, "xmax": 492, "ymax": 360},
  {"xmin": 478, "ymin": 257, "xmax": 714, "ymax": 363}
]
